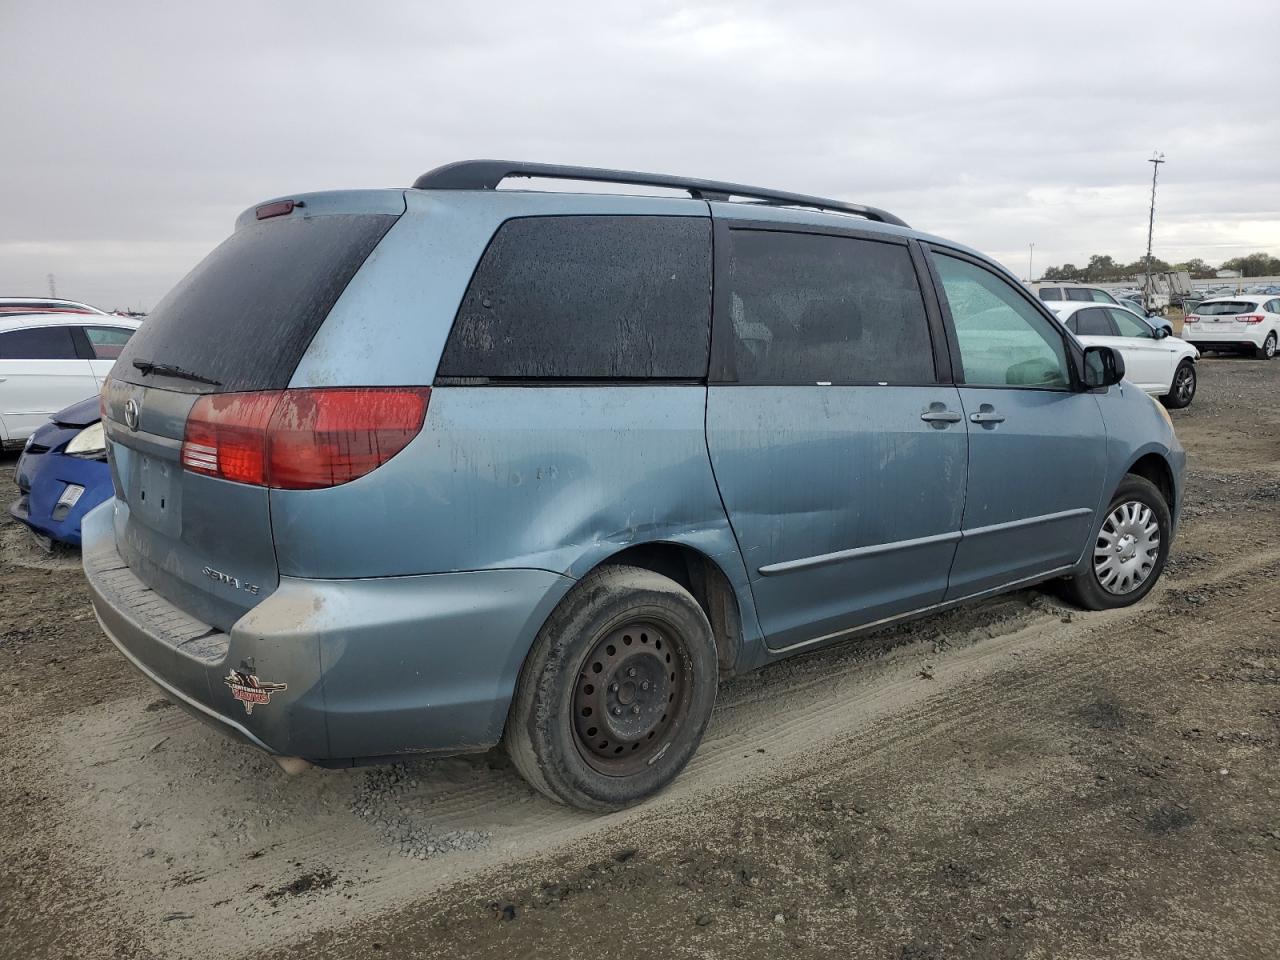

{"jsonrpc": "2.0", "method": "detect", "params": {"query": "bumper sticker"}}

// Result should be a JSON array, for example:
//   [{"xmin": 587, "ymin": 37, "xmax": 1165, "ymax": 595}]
[{"xmin": 223, "ymin": 670, "xmax": 287, "ymax": 714}]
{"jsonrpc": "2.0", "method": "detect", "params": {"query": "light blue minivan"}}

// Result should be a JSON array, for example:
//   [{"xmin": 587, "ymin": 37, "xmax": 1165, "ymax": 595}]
[{"xmin": 84, "ymin": 161, "xmax": 1184, "ymax": 810}]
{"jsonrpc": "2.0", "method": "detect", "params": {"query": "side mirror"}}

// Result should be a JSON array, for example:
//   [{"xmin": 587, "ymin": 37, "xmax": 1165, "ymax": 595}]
[
  {"xmin": 1082, "ymin": 345, "xmax": 1126, "ymax": 389},
  {"xmin": 1153, "ymin": 325, "xmax": 1170, "ymax": 340}
]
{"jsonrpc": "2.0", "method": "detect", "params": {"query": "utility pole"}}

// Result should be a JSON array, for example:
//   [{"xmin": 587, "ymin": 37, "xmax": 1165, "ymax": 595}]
[
  {"xmin": 47, "ymin": 273, "xmax": 57, "ymax": 298},
  {"xmin": 1028, "ymin": 242, "xmax": 1035, "ymax": 282},
  {"xmin": 1144, "ymin": 151, "xmax": 1165, "ymax": 312}
]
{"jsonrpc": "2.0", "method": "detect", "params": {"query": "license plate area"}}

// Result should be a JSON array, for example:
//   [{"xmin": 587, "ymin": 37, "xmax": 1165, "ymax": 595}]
[{"xmin": 128, "ymin": 452, "xmax": 181, "ymax": 536}]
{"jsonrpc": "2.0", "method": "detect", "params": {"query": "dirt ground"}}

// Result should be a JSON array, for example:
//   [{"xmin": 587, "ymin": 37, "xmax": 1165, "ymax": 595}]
[{"xmin": 2, "ymin": 357, "xmax": 1278, "ymax": 960}]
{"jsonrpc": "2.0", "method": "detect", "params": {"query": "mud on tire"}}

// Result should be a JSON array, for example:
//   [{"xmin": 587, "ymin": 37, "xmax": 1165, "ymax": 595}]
[{"xmin": 505, "ymin": 564, "xmax": 719, "ymax": 812}]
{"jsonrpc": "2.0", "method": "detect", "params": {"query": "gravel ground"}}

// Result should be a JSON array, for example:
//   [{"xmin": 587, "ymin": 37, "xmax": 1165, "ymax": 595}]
[{"xmin": 1, "ymin": 355, "xmax": 1278, "ymax": 960}]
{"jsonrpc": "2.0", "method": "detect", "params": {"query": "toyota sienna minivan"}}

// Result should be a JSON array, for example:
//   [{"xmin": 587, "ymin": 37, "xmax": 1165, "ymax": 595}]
[{"xmin": 84, "ymin": 160, "xmax": 1184, "ymax": 811}]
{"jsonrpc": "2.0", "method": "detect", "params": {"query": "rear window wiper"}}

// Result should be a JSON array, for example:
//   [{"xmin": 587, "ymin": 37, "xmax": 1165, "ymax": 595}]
[{"xmin": 132, "ymin": 359, "xmax": 223, "ymax": 387}]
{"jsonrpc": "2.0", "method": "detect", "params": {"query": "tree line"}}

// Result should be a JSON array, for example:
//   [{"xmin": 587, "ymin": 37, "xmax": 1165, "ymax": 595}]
[{"xmin": 1040, "ymin": 251, "xmax": 1280, "ymax": 282}]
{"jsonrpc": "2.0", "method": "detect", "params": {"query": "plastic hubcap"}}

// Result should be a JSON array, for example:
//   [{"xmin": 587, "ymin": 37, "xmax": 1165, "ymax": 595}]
[
  {"xmin": 1094, "ymin": 500, "xmax": 1161, "ymax": 595},
  {"xmin": 573, "ymin": 621, "xmax": 685, "ymax": 775}
]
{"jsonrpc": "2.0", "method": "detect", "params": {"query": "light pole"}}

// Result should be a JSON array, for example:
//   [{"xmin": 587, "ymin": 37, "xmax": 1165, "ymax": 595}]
[
  {"xmin": 1144, "ymin": 151, "xmax": 1165, "ymax": 311},
  {"xmin": 1028, "ymin": 242, "xmax": 1035, "ymax": 282}
]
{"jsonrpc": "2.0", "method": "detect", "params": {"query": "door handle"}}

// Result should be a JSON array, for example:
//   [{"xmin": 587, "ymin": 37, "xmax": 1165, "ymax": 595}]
[
  {"xmin": 969, "ymin": 406, "xmax": 1006, "ymax": 424},
  {"xmin": 920, "ymin": 407, "xmax": 963, "ymax": 424}
]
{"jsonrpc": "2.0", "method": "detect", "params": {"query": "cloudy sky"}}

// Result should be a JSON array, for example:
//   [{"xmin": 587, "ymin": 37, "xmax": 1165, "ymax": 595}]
[{"xmin": 3, "ymin": 0, "xmax": 1278, "ymax": 309}]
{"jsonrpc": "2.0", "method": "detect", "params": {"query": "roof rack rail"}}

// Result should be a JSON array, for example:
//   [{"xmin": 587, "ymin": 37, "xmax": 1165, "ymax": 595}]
[{"xmin": 411, "ymin": 160, "xmax": 909, "ymax": 228}]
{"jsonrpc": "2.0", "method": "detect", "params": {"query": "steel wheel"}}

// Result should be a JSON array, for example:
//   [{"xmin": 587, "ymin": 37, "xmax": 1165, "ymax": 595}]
[
  {"xmin": 1173, "ymin": 363, "xmax": 1195, "ymax": 404},
  {"xmin": 572, "ymin": 619, "xmax": 690, "ymax": 776},
  {"xmin": 1094, "ymin": 500, "xmax": 1161, "ymax": 595}
]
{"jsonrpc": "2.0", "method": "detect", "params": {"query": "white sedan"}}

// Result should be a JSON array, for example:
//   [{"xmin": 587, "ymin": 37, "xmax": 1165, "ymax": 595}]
[
  {"xmin": 1049, "ymin": 302, "xmax": 1200, "ymax": 408},
  {"xmin": 1181, "ymin": 295, "xmax": 1280, "ymax": 359},
  {"xmin": 0, "ymin": 313, "xmax": 141, "ymax": 448}
]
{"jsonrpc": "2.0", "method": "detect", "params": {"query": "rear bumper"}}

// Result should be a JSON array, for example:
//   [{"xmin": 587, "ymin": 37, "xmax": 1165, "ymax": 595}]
[
  {"xmin": 1185, "ymin": 327, "xmax": 1266, "ymax": 349},
  {"xmin": 82, "ymin": 502, "xmax": 573, "ymax": 762}
]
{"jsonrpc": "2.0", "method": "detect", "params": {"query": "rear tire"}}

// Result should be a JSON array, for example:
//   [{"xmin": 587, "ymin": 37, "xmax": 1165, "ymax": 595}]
[
  {"xmin": 1258, "ymin": 331, "xmax": 1277, "ymax": 360},
  {"xmin": 1161, "ymin": 360, "xmax": 1196, "ymax": 409},
  {"xmin": 1059, "ymin": 474, "xmax": 1171, "ymax": 611},
  {"xmin": 506, "ymin": 564, "xmax": 718, "ymax": 812}
]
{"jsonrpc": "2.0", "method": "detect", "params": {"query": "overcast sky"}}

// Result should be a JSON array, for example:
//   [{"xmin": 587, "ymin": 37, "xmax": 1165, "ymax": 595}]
[{"xmin": 3, "ymin": 0, "xmax": 1278, "ymax": 309}]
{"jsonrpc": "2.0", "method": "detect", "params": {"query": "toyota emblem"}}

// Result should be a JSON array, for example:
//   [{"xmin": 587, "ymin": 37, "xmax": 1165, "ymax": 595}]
[{"xmin": 124, "ymin": 398, "xmax": 140, "ymax": 431}]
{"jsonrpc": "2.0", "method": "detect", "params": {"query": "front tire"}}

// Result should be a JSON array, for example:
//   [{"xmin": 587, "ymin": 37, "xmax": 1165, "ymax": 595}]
[
  {"xmin": 1161, "ymin": 360, "xmax": 1196, "ymax": 409},
  {"xmin": 506, "ymin": 564, "xmax": 719, "ymax": 812},
  {"xmin": 1258, "ymin": 331, "xmax": 1277, "ymax": 360},
  {"xmin": 1060, "ymin": 474, "xmax": 1171, "ymax": 611}
]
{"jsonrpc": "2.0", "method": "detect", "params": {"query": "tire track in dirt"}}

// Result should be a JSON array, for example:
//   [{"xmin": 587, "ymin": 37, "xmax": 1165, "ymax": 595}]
[
  {"xmin": 29, "ymin": 546, "xmax": 1280, "ymax": 959},
  {"xmin": 294, "ymin": 554, "xmax": 1280, "ymax": 960}
]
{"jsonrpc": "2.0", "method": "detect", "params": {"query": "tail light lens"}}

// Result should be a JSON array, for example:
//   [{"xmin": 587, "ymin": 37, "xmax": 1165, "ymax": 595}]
[
  {"xmin": 1239, "ymin": 314, "xmax": 1265, "ymax": 324},
  {"xmin": 1183, "ymin": 315, "xmax": 1199, "ymax": 323},
  {"xmin": 181, "ymin": 387, "xmax": 430, "ymax": 489}
]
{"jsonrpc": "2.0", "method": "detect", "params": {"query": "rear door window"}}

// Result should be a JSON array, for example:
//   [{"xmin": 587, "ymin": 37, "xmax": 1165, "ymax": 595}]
[
  {"xmin": 1075, "ymin": 308, "xmax": 1118, "ymax": 337},
  {"xmin": 1038, "ymin": 288, "xmax": 1062, "ymax": 301},
  {"xmin": 113, "ymin": 213, "xmax": 397, "ymax": 393},
  {"xmin": 1065, "ymin": 288, "xmax": 1093, "ymax": 302},
  {"xmin": 83, "ymin": 325, "xmax": 136, "ymax": 359},
  {"xmin": 720, "ymin": 229, "xmax": 934, "ymax": 384},
  {"xmin": 0, "ymin": 325, "xmax": 80, "ymax": 359},
  {"xmin": 933, "ymin": 253, "xmax": 1070, "ymax": 388},
  {"xmin": 437, "ymin": 216, "xmax": 711, "ymax": 380}
]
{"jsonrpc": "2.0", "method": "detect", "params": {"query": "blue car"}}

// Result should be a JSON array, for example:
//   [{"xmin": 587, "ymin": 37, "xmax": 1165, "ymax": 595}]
[
  {"xmin": 10, "ymin": 396, "xmax": 110, "ymax": 546},
  {"xmin": 82, "ymin": 161, "xmax": 1184, "ymax": 811}
]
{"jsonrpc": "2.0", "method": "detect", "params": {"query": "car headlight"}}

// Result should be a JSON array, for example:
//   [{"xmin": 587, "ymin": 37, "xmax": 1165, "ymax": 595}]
[{"xmin": 65, "ymin": 421, "xmax": 107, "ymax": 458}]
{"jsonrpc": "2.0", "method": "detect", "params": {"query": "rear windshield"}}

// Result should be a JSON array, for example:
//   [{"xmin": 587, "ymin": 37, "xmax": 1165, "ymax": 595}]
[
  {"xmin": 113, "ymin": 213, "xmax": 396, "ymax": 393},
  {"xmin": 1195, "ymin": 300, "xmax": 1255, "ymax": 316}
]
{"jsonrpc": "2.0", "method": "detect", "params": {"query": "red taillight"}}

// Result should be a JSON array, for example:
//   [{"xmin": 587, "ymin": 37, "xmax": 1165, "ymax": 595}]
[
  {"xmin": 180, "ymin": 387, "xmax": 430, "ymax": 489},
  {"xmin": 182, "ymin": 391, "xmax": 280, "ymax": 484},
  {"xmin": 1239, "ymin": 314, "xmax": 1265, "ymax": 324},
  {"xmin": 1183, "ymin": 315, "xmax": 1199, "ymax": 323}
]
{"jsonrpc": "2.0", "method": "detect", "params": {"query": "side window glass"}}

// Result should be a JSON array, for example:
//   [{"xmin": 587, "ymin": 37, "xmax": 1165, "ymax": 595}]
[
  {"xmin": 437, "ymin": 216, "xmax": 711, "ymax": 379},
  {"xmin": 1065, "ymin": 288, "xmax": 1092, "ymax": 301},
  {"xmin": 724, "ymin": 230, "xmax": 934, "ymax": 384},
  {"xmin": 1038, "ymin": 288, "xmax": 1062, "ymax": 301},
  {"xmin": 84, "ymin": 326, "xmax": 136, "ymax": 359},
  {"xmin": 1075, "ymin": 308, "xmax": 1116, "ymax": 337},
  {"xmin": 1091, "ymin": 289, "xmax": 1118, "ymax": 304},
  {"xmin": 0, "ymin": 326, "xmax": 80, "ymax": 360},
  {"xmin": 933, "ymin": 254, "xmax": 1070, "ymax": 388},
  {"xmin": 1108, "ymin": 309, "xmax": 1152, "ymax": 339}
]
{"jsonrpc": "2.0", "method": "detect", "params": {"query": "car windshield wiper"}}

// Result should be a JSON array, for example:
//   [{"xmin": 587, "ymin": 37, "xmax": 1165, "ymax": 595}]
[{"xmin": 132, "ymin": 359, "xmax": 222, "ymax": 386}]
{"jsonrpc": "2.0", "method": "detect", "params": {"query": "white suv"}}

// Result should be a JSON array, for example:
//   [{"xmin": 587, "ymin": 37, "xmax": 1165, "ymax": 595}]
[
  {"xmin": 1048, "ymin": 302, "xmax": 1200, "ymax": 408},
  {"xmin": 1031, "ymin": 282, "xmax": 1121, "ymax": 306},
  {"xmin": 1182, "ymin": 295, "xmax": 1280, "ymax": 359}
]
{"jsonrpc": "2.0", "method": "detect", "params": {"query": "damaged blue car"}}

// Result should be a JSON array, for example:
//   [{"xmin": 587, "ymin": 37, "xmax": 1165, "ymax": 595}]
[{"xmin": 10, "ymin": 396, "xmax": 110, "ymax": 547}]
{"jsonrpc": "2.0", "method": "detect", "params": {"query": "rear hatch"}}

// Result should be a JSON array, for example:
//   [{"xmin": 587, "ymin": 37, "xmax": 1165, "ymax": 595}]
[
  {"xmin": 1192, "ymin": 300, "xmax": 1257, "ymax": 334},
  {"xmin": 103, "ymin": 197, "xmax": 402, "ymax": 630}
]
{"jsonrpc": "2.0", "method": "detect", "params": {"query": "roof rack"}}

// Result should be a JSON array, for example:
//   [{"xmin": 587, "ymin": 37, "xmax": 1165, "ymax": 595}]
[{"xmin": 411, "ymin": 160, "xmax": 909, "ymax": 228}]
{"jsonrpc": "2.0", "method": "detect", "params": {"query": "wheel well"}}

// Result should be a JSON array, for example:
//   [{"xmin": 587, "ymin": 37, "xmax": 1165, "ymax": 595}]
[
  {"xmin": 600, "ymin": 543, "xmax": 742, "ymax": 676},
  {"xmin": 1127, "ymin": 454, "xmax": 1175, "ymax": 512}
]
